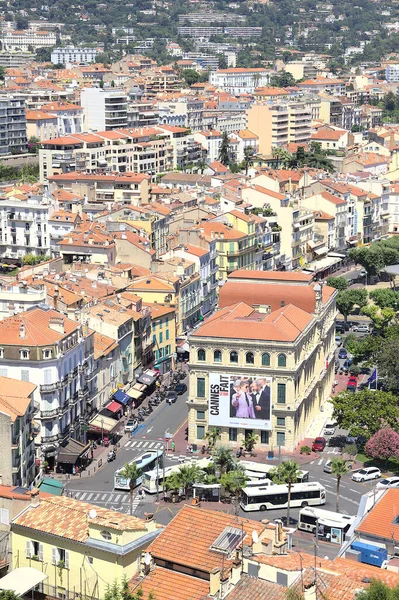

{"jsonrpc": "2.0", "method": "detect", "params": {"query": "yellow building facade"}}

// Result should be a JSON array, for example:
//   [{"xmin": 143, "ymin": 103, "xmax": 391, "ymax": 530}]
[
  {"xmin": 11, "ymin": 494, "xmax": 161, "ymax": 600},
  {"xmin": 187, "ymin": 272, "xmax": 337, "ymax": 452}
]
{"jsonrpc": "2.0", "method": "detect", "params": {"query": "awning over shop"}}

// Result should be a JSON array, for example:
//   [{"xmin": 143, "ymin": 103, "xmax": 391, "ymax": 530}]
[
  {"xmin": 57, "ymin": 439, "xmax": 90, "ymax": 464},
  {"xmin": 314, "ymin": 246, "xmax": 329, "ymax": 256},
  {"xmin": 126, "ymin": 388, "xmax": 143, "ymax": 400},
  {"xmin": 113, "ymin": 389, "xmax": 130, "ymax": 405},
  {"xmin": 177, "ymin": 342, "xmax": 189, "ymax": 353},
  {"xmin": 137, "ymin": 371, "xmax": 157, "ymax": 386},
  {"xmin": 106, "ymin": 400, "xmax": 123, "ymax": 414},
  {"xmin": 132, "ymin": 382, "xmax": 147, "ymax": 392},
  {"xmin": 89, "ymin": 414, "xmax": 119, "ymax": 434},
  {"xmin": 308, "ymin": 255, "xmax": 341, "ymax": 273},
  {"xmin": 38, "ymin": 477, "xmax": 64, "ymax": 496},
  {"xmin": 0, "ymin": 567, "xmax": 48, "ymax": 596}
]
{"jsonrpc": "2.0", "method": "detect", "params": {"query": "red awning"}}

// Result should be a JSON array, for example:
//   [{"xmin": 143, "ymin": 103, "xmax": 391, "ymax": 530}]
[{"xmin": 106, "ymin": 401, "xmax": 123, "ymax": 414}]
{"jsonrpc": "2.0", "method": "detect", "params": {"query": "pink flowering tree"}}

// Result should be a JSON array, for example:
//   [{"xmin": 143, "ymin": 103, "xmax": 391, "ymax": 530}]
[{"xmin": 365, "ymin": 427, "xmax": 399, "ymax": 464}]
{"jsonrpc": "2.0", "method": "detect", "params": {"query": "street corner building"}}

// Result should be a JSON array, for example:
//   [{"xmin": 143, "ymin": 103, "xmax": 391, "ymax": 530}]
[{"xmin": 187, "ymin": 271, "xmax": 337, "ymax": 452}]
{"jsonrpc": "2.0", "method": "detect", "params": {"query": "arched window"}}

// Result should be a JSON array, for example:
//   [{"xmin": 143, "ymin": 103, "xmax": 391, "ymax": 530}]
[
  {"xmin": 278, "ymin": 353, "xmax": 287, "ymax": 367},
  {"xmin": 230, "ymin": 351, "xmax": 238, "ymax": 363},
  {"xmin": 197, "ymin": 348, "xmax": 206, "ymax": 362},
  {"xmin": 214, "ymin": 349, "xmax": 222, "ymax": 363},
  {"xmin": 261, "ymin": 352, "xmax": 270, "ymax": 367},
  {"xmin": 246, "ymin": 352, "xmax": 254, "ymax": 364}
]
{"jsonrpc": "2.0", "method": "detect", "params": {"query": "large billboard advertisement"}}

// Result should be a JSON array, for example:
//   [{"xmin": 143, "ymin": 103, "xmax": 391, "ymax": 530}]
[{"xmin": 209, "ymin": 373, "xmax": 272, "ymax": 431}]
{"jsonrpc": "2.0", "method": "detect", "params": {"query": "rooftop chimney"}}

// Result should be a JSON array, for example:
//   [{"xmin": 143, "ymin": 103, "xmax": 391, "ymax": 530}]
[
  {"xmin": 30, "ymin": 488, "xmax": 40, "ymax": 508},
  {"xmin": 19, "ymin": 322, "xmax": 26, "ymax": 338}
]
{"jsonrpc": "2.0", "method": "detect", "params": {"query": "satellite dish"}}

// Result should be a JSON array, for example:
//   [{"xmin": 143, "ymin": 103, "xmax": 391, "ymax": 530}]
[
  {"xmin": 144, "ymin": 553, "xmax": 151, "ymax": 565},
  {"xmin": 252, "ymin": 530, "xmax": 259, "ymax": 544},
  {"xmin": 88, "ymin": 509, "xmax": 97, "ymax": 519}
]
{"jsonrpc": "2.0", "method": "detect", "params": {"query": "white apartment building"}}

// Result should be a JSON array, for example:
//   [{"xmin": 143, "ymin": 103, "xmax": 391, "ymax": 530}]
[
  {"xmin": 209, "ymin": 68, "xmax": 270, "ymax": 94},
  {"xmin": 386, "ymin": 64, "xmax": 399, "ymax": 82},
  {"xmin": 0, "ymin": 281, "xmax": 47, "ymax": 320},
  {"xmin": 230, "ymin": 129, "xmax": 259, "ymax": 162},
  {"xmin": 0, "ymin": 195, "xmax": 53, "ymax": 260},
  {"xmin": 40, "ymin": 102, "xmax": 84, "ymax": 136},
  {"xmin": 51, "ymin": 46, "xmax": 98, "ymax": 65},
  {"xmin": 81, "ymin": 88, "xmax": 128, "ymax": 132},
  {"xmin": 0, "ymin": 307, "xmax": 94, "ymax": 467},
  {"xmin": 1, "ymin": 29, "xmax": 56, "ymax": 52},
  {"xmin": 193, "ymin": 130, "xmax": 222, "ymax": 163},
  {"xmin": 203, "ymin": 112, "xmax": 247, "ymax": 135}
]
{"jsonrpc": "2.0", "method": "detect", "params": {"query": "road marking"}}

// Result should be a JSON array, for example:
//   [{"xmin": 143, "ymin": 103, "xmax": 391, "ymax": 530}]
[
  {"xmin": 323, "ymin": 483, "xmax": 334, "ymax": 490},
  {"xmin": 93, "ymin": 494, "xmax": 100, "ymax": 501},
  {"xmin": 142, "ymin": 441, "xmax": 150, "ymax": 448},
  {"xmin": 87, "ymin": 493, "xmax": 93, "ymax": 501},
  {"xmin": 310, "ymin": 460, "xmax": 315, "ymax": 464},
  {"xmin": 114, "ymin": 494, "xmax": 122, "ymax": 502},
  {"xmin": 136, "ymin": 441, "xmax": 143, "ymax": 447},
  {"xmin": 147, "ymin": 426, "xmax": 153, "ymax": 433},
  {"xmin": 80, "ymin": 493, "xmax": 87, "ymax": 500},
  {"xmin": 350, "ymin": 488, "xmax": 361, "ymax": 494},
  {"xmin": 318, "ymin": 459, "xmax": 323, "ymax": 465},
  {"xmin": 101, "ymin": 494, "xmax": 107, "ymax": 500}
]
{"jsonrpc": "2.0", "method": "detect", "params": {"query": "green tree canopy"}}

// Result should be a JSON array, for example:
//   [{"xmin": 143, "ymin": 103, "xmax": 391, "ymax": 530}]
[
  {"xmin": 332, "ymin": 389, "xmax": 399, "ymax": 439},
  {"xmin": 326, "ymin": 276, "xmax": 348, "ymax": 291},
  {"xmin": 119, "ymin": 462, "xmax": 142, "ymax": 515},
  {"xmin": 356, "ymin": 578, "xmax": 399, "ymax": 599}
]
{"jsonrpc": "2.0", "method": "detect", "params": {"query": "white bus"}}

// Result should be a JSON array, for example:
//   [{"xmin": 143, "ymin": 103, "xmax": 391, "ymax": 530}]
[
  {"xmin": 240, "ymin": 460, "xmax": 309, "ymax": 484},
  {"xmin": 114, "ymin": 449, "xmax": 163, "ymax": 490},
  {"xmin": 240, "ymin": 481, "xmax": 326, "ymax": 512},
  {"xmin": 142, "ymin": 457, "xmax": 212, "ymax": 494},
  {"xmin": 298, "ymin": 507, "xmax": 355, "ymax": 544}
]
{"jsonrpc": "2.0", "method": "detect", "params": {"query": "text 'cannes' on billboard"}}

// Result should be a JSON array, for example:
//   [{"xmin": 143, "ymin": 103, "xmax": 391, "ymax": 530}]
[{"xmin": 209, "ymin": 373, "xmax": 272, "ymax": 431}]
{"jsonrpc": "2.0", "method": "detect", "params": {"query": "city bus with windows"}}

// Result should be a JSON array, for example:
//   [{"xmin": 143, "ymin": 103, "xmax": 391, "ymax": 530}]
[
  {"xmin": 114, "ymin": 449, "xmax": 163, "ymax": 490},
  {"xmin": 142, "ymin": 457, "xmax": 213, "ymax": 494},
  {"xmin": 240, "ymin": 481, "xmax": 326, "ymax": 512},
  {"xmin": 298, "ymin": 507, "xmax": 355, "ymax": 544},
  {"xmin": 240, "ymin": 460, "xmax": 309, "ymax": 484}
]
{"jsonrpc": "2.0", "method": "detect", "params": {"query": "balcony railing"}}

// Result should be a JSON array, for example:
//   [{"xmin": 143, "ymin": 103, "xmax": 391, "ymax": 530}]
[{"xmin": 40, "ymin": 408, "xmax": 60, "ymax": 419}]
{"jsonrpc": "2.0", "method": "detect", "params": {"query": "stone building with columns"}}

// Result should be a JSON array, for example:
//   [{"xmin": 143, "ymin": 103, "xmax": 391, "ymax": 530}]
[{"xmin": 187, "ymin": 271, "xmax": 337, "ymax": 452}]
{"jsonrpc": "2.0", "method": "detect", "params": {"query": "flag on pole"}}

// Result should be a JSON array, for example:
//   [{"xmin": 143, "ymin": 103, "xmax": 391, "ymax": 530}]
[{"xmin": 367, "ymin": 369, "xmax": 377, "ymax": 390}]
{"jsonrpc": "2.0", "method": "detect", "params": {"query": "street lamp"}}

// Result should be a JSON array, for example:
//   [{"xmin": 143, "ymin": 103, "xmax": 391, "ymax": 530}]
[
  {"xmin": 155, "ymin": 443, "xmax": 166, "ymax": 504},
  {"xmin": 101, "ymin": 418, "xmax": 104, "ymax": 445}
]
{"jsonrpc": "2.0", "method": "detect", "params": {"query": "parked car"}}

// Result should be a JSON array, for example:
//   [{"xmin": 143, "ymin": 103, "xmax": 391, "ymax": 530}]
[
  {"xmin": 324, "ymin": 422, "xmax": 336, "ymax": 436},
  {"xmin": 347, "ymin": 376, "xmax": 357, "ymax": 389},
  {"xmin": 376, "ymin": 476, "xmax": 399, "ymax": 490},
  {"xmin": 166, "ymin": 390, "xmax": 178, "ymax": 403},
  {"xmin": 353, "ymin": 324, "xmax": 370, "ymax": 333},
  {"xmin": 359, "ymin": 269, "xmax": 367, "ymax": 278},
  {"xmin": 343, "ymin": 358, "xmax": 353, "ymax": 370},
  {"xmin": 125, "ymin": 419, "xmax": 138, "ymax": 433},
  {"xmin": 174, "ymin": 383, "xmax": 187, "ymax": 395},
  {"xmin": 312, "ymin": 437, "xmax": 326, "ymax": 452},
  {"xmin": 352, "ymin": 467, "xmax": 381, "ymax": 482},
  {"xmin": 335, "ymin": 335, "xmax": 343, "ymax": 347},
  {"xmin": 338, "ymin": 348, "xmax": 348, "ymax": 359},
  {"xmin": 323, "ymin": 460, "xmax": 332, "ymax": 473}
]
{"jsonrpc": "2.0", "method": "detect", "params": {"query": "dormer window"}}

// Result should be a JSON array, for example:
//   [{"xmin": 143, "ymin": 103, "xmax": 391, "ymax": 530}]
[
  {"xmin": 43, "ymin": 349, "xmax": 52, "ymax": 360},
  {"xmin": 100, "ymin": 530, "xmax": 111, "ymax": 540},
  {"xmin": 0, "ymin": 348, "xmax": 3, "ymax": 359},
  {"xmin": 20, "ymin": 349, "xmax": 29, "ymax": 360}
]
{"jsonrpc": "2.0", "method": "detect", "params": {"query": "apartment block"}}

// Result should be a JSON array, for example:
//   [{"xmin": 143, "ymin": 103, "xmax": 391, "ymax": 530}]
[
  {"xmin": 39, "ymin": 102, "xmax": 84, "ymax": 136},
  {"xmin": 51, "ymin": 46, "xmax": 98, "ymax": 65},
  {"xmin": 81, "ymin": 88, "xmax": 128, "ymax": 131},
  {"xmin": 0, "ymin": 377, "xmax": 36, "ymax": 487},
  {"xmin": 247, "ymin": 102, "xmax": 312, "ymax": 155},
  {"xmin": 209, "ymin": 68, "xmax": 270, "ymax": 94},
  {"xmin": 1, "ymin": 29, "xmax": 56, "ymax": 52},
  {"xmin": 0, "ymin": 194, "xmax": 53, "ymax": 260},
  {"xmin": 0, "ymin": 307, "xmax": 94, "ymax": 467},
  {"xmin": 0, "ymin": 281, "xmax": 47, "ymax": 320},
  {"xmin": 0, "ymin": 96, "xmax": 27, "ymax": 156}
]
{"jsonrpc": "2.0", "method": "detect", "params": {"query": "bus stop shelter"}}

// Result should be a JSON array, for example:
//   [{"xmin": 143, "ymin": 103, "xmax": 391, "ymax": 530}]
[{"xmin": 192, "ymin": 483, "xmax": 221, "ymax": 502}]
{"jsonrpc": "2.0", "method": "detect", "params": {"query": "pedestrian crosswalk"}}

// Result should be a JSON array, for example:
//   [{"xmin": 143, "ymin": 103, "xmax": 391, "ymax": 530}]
[
  {"xmin": 124, "ymin": 439, "xmax": 164, "ymax": 451},
  {"xmin": 309, "ymin": 449, "xmax": 342, "ymax": 465},
  {"xmin": 68, "ymin": 489, "xmax": 142, "ymax": 514}
]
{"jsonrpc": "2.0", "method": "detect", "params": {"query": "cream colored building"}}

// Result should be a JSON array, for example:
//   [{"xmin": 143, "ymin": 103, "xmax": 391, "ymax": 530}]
[
  {"xmin": 247, "ymin": 102, "xmax": 312, "ymax": 156},
  {"xmin": 187, "ymin": 271, "xmax": 336, "ymax": 452}
]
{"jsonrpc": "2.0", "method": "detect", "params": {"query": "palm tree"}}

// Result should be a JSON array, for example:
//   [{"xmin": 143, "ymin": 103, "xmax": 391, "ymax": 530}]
[
  {"xmin": 205, "ymin": 426, "xmax": 220, "ymax": 449},
  {"xmin": 119, "ymin": 462, "xmax": 142, "ymax": 515},
  {"xmin": 271, "ymin": 147, "xmax": 292, "ymax": 167},
  {"xmin": 220, "ymin": 468, "xmax": 248, "ymax": 507},
  {"xmin": 212, "ymin": 445, "xmax": 237, "ymax": 475},
  {"xmin": 195, "ymin": 159, "xmax": 207, "ymax": 175},
  {"xmin": 276, "ymin": 460, "xmax": 302, "ymax": 525},
  {"xmin": 243, "ymin": 432, "xmax": 258, "ymax": 456},
  {"xmin": 331, "ymin": 458, "xmax": 349, "ymax": 513},
  {"xmin": 172, "ymin": 464, "xmax": 204, "ymax": 499},
  {"xmin": 243, "ymin": 146, "xmax": 254, "ymax": 175}
]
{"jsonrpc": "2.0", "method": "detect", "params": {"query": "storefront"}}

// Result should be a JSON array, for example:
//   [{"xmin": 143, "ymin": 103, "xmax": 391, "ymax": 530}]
[
  {"xmin": 104, "ymin": 400, "xmax": 124, "ymax": 419},
  {"xmin": 56, "ymin": 439, "xmax": 91, "ymax": 474},
  {"xmin": 88, "ymin": 414, "xmax": 120, "ymax": 445}
]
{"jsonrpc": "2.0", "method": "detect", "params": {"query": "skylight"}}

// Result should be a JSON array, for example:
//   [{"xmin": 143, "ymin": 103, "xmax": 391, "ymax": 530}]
[{"xmin": 210, "ymin": 526, "xmax": 245, "ymax": 555}]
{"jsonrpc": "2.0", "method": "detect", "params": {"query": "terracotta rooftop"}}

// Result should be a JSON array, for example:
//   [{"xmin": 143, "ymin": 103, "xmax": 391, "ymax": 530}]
[
  {"xmin": 13, "ymin": 496, "xmax": 148, "ymax": 542},
  {"xmin": 132, "ymin": 567, "xmax": 209, "ymax": 600},
  {"xmin": 0, "ymin": 307, "xmax": 79, "ymax": 346},
  {"xmin": 228, "ymin": 270, "xmax": 313, "ymax": 282},
  {"xmin": 0, "ymin": 376, "xmax": 36, "ymax": 422},
  {"xmin": 93, "ymin": 332, "xmax": 118, "ymax": 360},
  {"xmin": 357, "ymin": 488, "xmax": 399, "ymax": 540},
  {"xmin": 320, "ymin": 191, "xmax": 346, "ymax": 205},
  {"xmin": 147, "ymin": 505, "xmax": 265, "ymax": 574}
]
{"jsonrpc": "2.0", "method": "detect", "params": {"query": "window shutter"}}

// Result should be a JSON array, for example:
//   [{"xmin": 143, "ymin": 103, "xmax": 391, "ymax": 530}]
[
  {"xmin": 52, "ymin": 547, "xmax": 58, "ymax": 565},
  {"xmin": 26, "ymin": 540, "xmax": 32, "ymax": 558},
  {"xmin": 39, "ymin": 544, "xmax": 44, "ymax": 562},
  {"xmin": 65, "ymin": 550, "xmax": 70, "ymax": 570},
  {"xmin": 1, "ymin": 508, "xmax": 9, "ymax": 525}
]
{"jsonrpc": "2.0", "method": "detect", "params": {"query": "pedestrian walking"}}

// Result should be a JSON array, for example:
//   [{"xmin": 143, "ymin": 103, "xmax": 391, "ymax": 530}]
[
  {"xmin": 72, "ymin": 466, "xmax": 76, "ymax": 476},
  {"xmin": 171, "ymin": 441, "xmax": 175, "ymax": 452}
]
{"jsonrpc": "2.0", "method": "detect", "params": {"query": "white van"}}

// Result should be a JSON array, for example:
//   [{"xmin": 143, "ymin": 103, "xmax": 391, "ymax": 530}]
[{"xmin": 324, "ymin": 422, "xmax": 336, "ymax": 435}]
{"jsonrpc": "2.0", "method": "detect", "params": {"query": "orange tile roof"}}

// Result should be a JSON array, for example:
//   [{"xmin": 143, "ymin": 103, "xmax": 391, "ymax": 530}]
[
  {"xmin": 311, "ymin": 129, "xmax": 347, "ymax": 141},
  {"xmin": 40, "ymin": 102, "xmax": 83, "ymax": 112},
  {"xmin": 193, "ymin": 301, "xmax": 313, "ymax": 341},
  {"xmin": 0, "ymin": 308, "xmax": 79, "ymax": 346},
  {"xmin": 200, "ymin": 221, "xmax": 245, "ymax": 240},
  {"xmin": 237, "ymin": 129, "xmax": 258, "ymax": 140},
  {"xmin": 182, "ymin": 244, "xmax": 208, "ymax": 257},
  {"xmin": 132, "ymin": 567, "xmax": 209, "ymax": 600},
  {"xmin": 13, "ymin": 496, "xmax": 148, "ymax": 542},
  {"xmin": 0, "ymin": 485, "xmax": 50, "ymax": 501},
  {"xmin": 357, "ymin": 488, "xmax": 399, "ymax": 540},
  {"xmin": 0, "ymin": 376, "xmax": 36, "ymax": 422},
  {"xmin": 252, "ymin": 185, "xmax": 287, "ymax": 200},
  {"xmin": 26, "ymin": 110, "xmax": 57, "ymax": 121},
  {"xmin": 228, "ymin": 270, "xmax": 313, "ymax": 282},
  {"xmin": 93, "ymin": 332, "xmax": 118, "ymax": 360},
  {"xmin": 320, "ymin": 191, "xmax": 346, "ymax": 205},
  {"xmin": 148, "ymin": 505, "xmax": 265, "ymax": 573}
]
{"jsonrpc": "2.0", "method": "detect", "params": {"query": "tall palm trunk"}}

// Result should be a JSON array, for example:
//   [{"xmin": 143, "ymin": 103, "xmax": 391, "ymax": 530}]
[{"xmin": 336, "ymin": 476, "xmax": 341, "ymax": 513}]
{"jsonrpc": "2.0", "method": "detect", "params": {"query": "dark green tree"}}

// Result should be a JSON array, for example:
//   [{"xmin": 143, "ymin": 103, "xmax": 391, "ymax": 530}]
[
  {"xmin": 326, "ymin": 276, "xmax": 348, "ymax": 291},
  {"xmin": 269, "ymin": 71, "xmax": 296, "ymax": 87},
  {"xmin": 181, "ymin": 69, "xmax": 201, "ymax": 87},
  {"xmin": 219, "ymin": 132, "xmax": 231, "ymax": 166}
]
